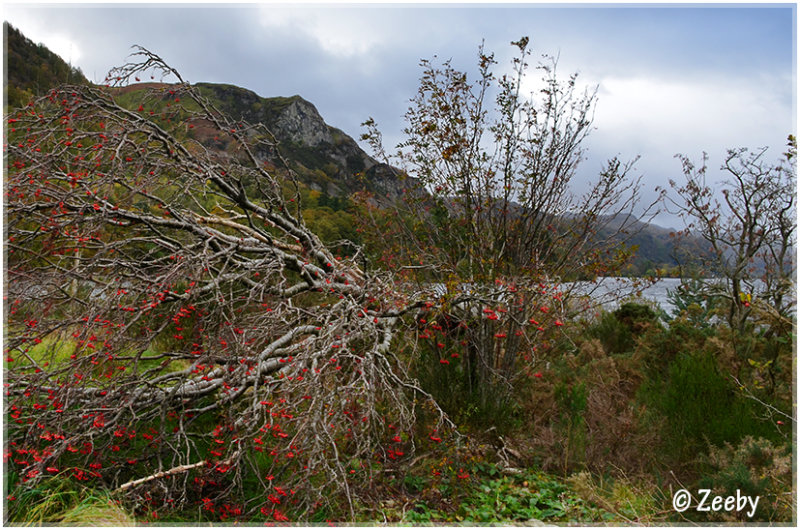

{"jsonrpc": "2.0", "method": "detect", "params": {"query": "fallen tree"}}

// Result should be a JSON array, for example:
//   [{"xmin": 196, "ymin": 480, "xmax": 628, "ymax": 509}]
[{"xmin": 5, "ymin": 48, "xmax": 456, "ymax": 520}]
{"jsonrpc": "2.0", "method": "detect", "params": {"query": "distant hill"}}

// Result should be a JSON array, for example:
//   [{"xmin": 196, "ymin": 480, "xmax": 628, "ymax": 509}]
[
  {"xmin": 593, "ymin": 213, "xmax": 709, "ymax": 276},
  {"xmin": 4, "ymin": 22, "xmax": 88, "ymax": 108}
]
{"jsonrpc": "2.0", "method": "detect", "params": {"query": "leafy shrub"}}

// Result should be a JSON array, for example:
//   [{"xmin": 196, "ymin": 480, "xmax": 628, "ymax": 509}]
[
  {"xmin": 637, "ymin": 313, "xmax": 716, "ymax": 376},
  {"xmin": 590, "ymin": 311, "xmax": 632, "ymax": 355},
  {"xmin": 590, "ymin": 302, "xmax": 662, "ymax": 355},
  {"xmin": 404, "ymin": 502, "xmax": 445, "ymax": 523},
  {"xmin": 402, "ymin": 473, "xmax": 427, "ymax": 494},
  {"xmin": 613, "ymin": 302, "xmax": 660, "ymax": 330}
]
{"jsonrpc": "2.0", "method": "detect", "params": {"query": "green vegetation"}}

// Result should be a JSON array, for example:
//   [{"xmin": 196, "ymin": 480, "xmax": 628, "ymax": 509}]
[
  {"xmin": 401, "ymin": 468, "xmax": 614, "ymax": 524},
  {"xmin": 698, "ymin": 436, "xmax": 794, "ymax": 522},
  {"xmin": 5, "ymin": 476, "xmax": 134, "ymax": 525}
]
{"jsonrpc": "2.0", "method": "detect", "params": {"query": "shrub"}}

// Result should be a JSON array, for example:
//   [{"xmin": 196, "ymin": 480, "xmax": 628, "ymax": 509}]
[
  {"xmin": 590, "ymin": 311, "xmax": 632, "ymax": 355},
  {"xmin": 525, "ymin": 348, "xmax": 658, "ymax": 477},
  {"xmin": 589, "ymin": 302, "xmax": 662, "ymax": 355},
  {"xmin": 640, "ymin": 351, "xmax": 777, "ymax": 464},
  {"xmin": 613, "ymin": 302, "xmax": 660, "ymax": 331},
  {"xmin": 554, "ymin": 381, "xmax": 588, "ymax": 471},
  {"xmin": 696, "ymin": 437, "xmax": 794, "ymax": 522}
]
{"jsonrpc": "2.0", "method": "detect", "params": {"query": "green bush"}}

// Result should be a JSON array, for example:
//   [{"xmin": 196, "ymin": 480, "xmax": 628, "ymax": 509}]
[
  {"xmin": 590, "ymin": 312, "xmax": 633, "ymax": 355},
  {"xmin": 637, "ymin": 314, "xmax": 716, "ymax": 377},
  {"xmin": 613, "ymin": 302, "xmax": 660, "ymax": 330},
  {"xmin": 640, "ymin": 352, "xmax": 777, "ymax": 463},
  {"xmin": 589, "ymin": 302, "xmax": 662, "ymax": 356},
  {"xmin": 554, "ymin": 381, "xmax": 588, "ymax": 471}
]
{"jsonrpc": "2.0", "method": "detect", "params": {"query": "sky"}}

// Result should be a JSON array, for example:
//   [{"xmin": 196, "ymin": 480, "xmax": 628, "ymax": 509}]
[{"xmin": 3, "ymin": 1, "xmax": 796, "ymax": 229}]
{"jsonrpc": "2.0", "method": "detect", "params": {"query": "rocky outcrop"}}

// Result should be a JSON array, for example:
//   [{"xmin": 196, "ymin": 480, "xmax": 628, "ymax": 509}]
[
  {"xmin": 194, "ymin": 82, "xmax": 386, "ymax": 196},
  {"xmin": 273, "ymin": 98, "xmax": 333, "ymax": 147}
]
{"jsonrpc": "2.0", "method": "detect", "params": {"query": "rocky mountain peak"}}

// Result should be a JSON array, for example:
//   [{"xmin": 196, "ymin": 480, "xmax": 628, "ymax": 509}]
[
  {"xmin": 192, "ymin": 82, "xmax": 396, "ymax": 196},
  {"xmin": 273, "ymin": 97, "xmax": 333, "ymax": 147}
]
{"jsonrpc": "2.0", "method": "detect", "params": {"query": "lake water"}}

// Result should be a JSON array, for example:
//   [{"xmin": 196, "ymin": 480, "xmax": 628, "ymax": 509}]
[
  {"xmin": 429, "ymin": 277, "xmax": 697, "ymax": 318},
  {"xmin": 566, "ymin": 277, "xmax": 689, "ymax": 317},
  {"xmin": 570, "ymin": 276, "xmax": 783, "ymax": 318}
]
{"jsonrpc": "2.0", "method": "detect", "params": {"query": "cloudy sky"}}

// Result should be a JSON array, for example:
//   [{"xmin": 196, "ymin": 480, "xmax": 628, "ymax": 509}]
[{"xmin": 4, "ymin": 2, "xmax": 796, "ymax": 228}]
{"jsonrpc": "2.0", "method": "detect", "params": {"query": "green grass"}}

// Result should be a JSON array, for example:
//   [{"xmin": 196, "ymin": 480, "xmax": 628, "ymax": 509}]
[
  {"xmin": 5, "ymin": 476, "xmax": 135, "ymax": 525},
  {"xmin": 6, "ymin": 331, "xmax": 192, "ymax": 379},
  {"xmin": 6, "ymin": 334, "xmax": 76, "ymax": 368}
]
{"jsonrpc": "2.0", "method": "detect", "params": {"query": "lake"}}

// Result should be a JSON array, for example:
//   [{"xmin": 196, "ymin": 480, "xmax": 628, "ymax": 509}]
[
  {"xmin": 567, "ymin": 277, "xmax": 691, "ymax": 317},
  {"xmin": 570, "ymin": 276, "xmax": 784, "ymax": 318}
]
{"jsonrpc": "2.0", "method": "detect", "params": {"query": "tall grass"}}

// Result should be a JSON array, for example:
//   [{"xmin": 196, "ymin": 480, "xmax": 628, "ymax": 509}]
[{"xmin": 5, "ymin": 476, "xmax": 134, "ymax": 525}]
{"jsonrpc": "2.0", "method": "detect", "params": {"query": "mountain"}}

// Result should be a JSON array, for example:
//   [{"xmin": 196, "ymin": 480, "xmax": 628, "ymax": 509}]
[
  {"xmin": 596, "ymin": 214, "xmax": 699, "ymax": 275},
  {"xmin": 191, "ymin": 83, "xmax": 403, "ymax": 198},
  {"xmin": 3, "ymin": 22, "xmax": 399, "ymax": 199},
  {"xmin": 4, "ymin": 23, "xmax": 690, "ymax": 275}
]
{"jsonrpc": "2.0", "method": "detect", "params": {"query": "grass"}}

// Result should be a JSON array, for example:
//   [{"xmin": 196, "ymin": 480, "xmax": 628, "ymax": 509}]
[
  {"xmin": 6, "ymin": 334, "xmax": 76, "ymax": 368},
  {"xmin": 58, "ymin": 496, "xmax": 134, "ymax": 526},
  {"xmin": 567, "ymin": 471, "xmax": 671, "ymax": 524},
  {"xmin": 5, "ymin": 476, "xmax": 135, "ymax": 525},
  {"xmin": 6, "ymin": 330, "xmax": 193, "ymax": 379}
]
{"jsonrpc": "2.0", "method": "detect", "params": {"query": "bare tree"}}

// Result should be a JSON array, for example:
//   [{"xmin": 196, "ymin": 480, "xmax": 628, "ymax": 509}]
[
  {"xmin": 4, "ymin": 48, "xmax": 453, "ymax": 521},
  {"xmin": 359, "ymin": 38, "xmax": 653, "ymax": 413},
  {"xmin": 667, "ymin": 137, "xmax": 796, "ymax": 333}
]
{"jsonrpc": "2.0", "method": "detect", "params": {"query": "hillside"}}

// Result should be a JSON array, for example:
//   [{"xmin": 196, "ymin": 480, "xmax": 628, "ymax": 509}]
[
  {"xmin": 191, "ymin": 83, "xmax": 403, "ymax": 198},
  {"xmin": 4, "ymin": 22, "xmax": 88, "ymax": 108},
  {"xmin": 595, "ymin": 213, "xmax": 709, "ymax": 276},
  {"xmin": 3, "ymin": 22, "xmax": 398, "ymax": 197}
]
